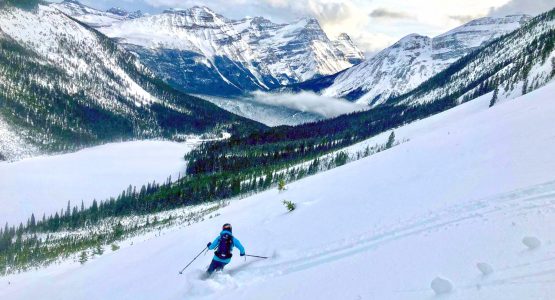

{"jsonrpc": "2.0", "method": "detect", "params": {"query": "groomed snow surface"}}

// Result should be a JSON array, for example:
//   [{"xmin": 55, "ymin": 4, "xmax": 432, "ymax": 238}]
[
  {"xmin": 3, "ymin": 82, "xmax": 555, "ymax": 299},
  {"xmin": 0, "ymin": 141, "xmax": 192, "ymax": 226}
]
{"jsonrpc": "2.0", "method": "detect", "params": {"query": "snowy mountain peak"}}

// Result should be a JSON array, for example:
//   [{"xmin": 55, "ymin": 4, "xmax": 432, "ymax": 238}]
[
  {"xmin": 393, "ymin": 33, "xmax": 430, "ymax": 49},
  {"xmin": 106, "ymin": 7, "xmax": 144, "ymax": 19},
  {"xmin": 465, "ymin": 14, "xmax": 529, "ymax": 27},
  {"xmin": 243, "ymin": 16, "xmax": 278, "ymax": 28},
  {"xmin": 321, "ymin": 14, "xmax": 530, "ymax": 106},
  {"xmin": 333, "ymin": 33, "xmax": 365, "ymax": 64},
  {"xmin": 60, "ymin": 3, "xmax": 364, "ymax": 95},
  {"xmin": 297, "ymin": 17, "xmax": 325, "ymax": 32},
  {"xmin": 163, "ymin": 6, "xmax": 221, "ymax": 19},
  {"xmin": 437, "ymin": 14, "xmax": 531, "ymax": 39},
  {"xmin": 52, "ymin": 0, "xmax": 129, "ymax": 27},
  {"xmin": 106, "ymin": 7, "xmax": 127, "ymax": 16},
  {"xmin": 336, "ymin": 33, "xmax": 354, "ymax": 42}
]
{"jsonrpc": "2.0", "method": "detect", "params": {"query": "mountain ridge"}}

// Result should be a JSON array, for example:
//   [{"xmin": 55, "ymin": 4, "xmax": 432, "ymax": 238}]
[
  {"xmin": 297, "ymin": 14, "xmax": 531, "ymax": 106},
  {"xmin": 0, "ymin": 4, "xmax": 263, "ymax": 160},
  {"xmin": 52, "ymin": 1, "xmax": 365, "ymax": 96}
]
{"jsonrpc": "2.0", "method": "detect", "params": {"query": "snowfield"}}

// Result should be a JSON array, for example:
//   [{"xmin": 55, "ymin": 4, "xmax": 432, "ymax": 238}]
[
  {"xmin": 0, "ymin": 141, "xmax": 192, "ymax": 226},
  {"xmin": 3, "ymin": 82, "xmax": 555, "ymax": 299}
]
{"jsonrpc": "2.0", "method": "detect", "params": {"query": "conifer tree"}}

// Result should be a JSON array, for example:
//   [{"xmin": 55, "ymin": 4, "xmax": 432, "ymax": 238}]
[
  {"xmin": 66, "ymin": 201, "xmax": 71, "ymax": 218},
  {"xmin": 386, "ymin": 131, "xmax": 396, "ymax": 149},
  {"xmin": 490, "ymin": 86, "xmax": 499, "ymax": 107},
  {"xmin": 30, "ymin": 214, "xmax": 36, "ymax": 231},
  {"xmin": 93, "ymin": 244, "xmax": 104, "ymax": 256},
  {"xmin": 79, "ymin": 251, "xmax": 88, "ymax": 265}
]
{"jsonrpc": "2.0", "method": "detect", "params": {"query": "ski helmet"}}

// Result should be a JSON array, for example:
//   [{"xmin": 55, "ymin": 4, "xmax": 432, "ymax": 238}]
[{"xmin": 222, "ymin": 223, "xmax": 232, "ymax": 232}]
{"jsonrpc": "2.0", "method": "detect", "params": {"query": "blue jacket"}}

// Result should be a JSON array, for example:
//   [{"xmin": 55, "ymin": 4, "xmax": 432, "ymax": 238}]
[{"xmin": 208, "ymin": 230, "xmax": 245, "ymax": 263}]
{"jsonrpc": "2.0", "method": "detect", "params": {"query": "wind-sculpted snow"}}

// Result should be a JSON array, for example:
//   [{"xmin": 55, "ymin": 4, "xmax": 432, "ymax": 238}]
[{"xmin": 2, "ymin": 74, "xmax": 555, "ymax": 299}]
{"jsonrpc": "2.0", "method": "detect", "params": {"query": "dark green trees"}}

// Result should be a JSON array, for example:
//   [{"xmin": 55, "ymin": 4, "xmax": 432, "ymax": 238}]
[{"xmin": 490, "ymin": 86, "xmax": 499, "ymax": 107}]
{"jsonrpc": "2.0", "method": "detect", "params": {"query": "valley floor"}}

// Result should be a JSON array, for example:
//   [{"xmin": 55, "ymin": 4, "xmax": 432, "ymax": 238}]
[
  {"xmin": 0, "ymin": 140, "xmax": 193, "ymax": 226},
  {"xmin": 2, "ymin": 82, "xmax": 555, "ymax": 299}
]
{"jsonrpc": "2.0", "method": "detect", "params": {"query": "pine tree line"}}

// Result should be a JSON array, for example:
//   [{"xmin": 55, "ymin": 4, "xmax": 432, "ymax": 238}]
[{"xmin": 0, "ymin": 133, "xmax": 400, "ymax": 274}]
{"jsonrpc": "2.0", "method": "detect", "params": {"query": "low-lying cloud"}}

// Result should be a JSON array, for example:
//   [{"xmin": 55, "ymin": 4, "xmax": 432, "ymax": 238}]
[
  {"xmin": 448, "ymin": 14, "xmax": 484, "ymax": 24},
  {"xmin": 488, "ymin": 0, "xmax": 554, "ymax": 17},
  {"xmin": 369, "ymin": 8, "xmax": 414, "ymax": 20},
  {"xmin": 250, "ymin": 91, "xmax": 367, "ymax": 118}
]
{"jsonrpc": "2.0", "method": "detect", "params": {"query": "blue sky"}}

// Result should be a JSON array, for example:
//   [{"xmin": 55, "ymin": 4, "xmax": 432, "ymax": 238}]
[{"xmin": 49, "ymin": 0, "xmax": 554, "ymax": 54}]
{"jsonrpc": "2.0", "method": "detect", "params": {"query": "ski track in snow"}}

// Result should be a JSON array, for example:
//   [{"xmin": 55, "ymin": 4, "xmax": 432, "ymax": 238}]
[
  {"xmin": 181, "ymin": 180, "xmax": 555, "ymax": 299},
  {"xmin": 3, "ymin": 82, "xmax": 555, "ymax": 299},
  {"xmin": 229, "ymin": 181, "xmax": 555, "ymax": 279}
]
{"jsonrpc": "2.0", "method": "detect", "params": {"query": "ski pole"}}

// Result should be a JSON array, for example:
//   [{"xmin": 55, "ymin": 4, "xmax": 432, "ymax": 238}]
[
  {"xmin": 245, "ymin": 254, "xmax": 268, "ymax": 259},
  {"xmin": 178, "ymin": 246, "xmax": 208, "ymax": 274}
]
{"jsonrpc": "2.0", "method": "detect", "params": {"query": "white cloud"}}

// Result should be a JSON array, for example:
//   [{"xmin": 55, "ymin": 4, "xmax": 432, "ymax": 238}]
[
  {"xmin": 488, "ymin": 0, "xmax": 554, "ymax": 16},
  {"xmin": 369, "ymin": 8, "xmax": 415, "ymax": 20},
  {"xmin": 250, "ymin": 91, "xmax": 366, "ymax": 118}
]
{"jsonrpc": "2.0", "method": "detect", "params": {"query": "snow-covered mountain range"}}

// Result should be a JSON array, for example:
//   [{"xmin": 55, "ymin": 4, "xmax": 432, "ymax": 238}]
[
  {"xmin": 0, "ymin": 3, "xmax": 261, "ymax": 161},
  {"xmin": 394, "ymin": 9, "xmax": 555, "ymax": 107},
  {"xmin": 307, "ymin": 15, "xmax": 531, "ymax": 106},
  {"xmin": 52, "ymin": 1, "xmax": 364, "ymax": 96}
]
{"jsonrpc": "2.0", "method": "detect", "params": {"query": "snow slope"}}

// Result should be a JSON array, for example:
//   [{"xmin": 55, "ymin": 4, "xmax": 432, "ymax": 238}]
[
  {"xmin": 0, "ymin": 141, "xmax": 192, "ymax": 226},
  {"xmin": 3, "ymin": 81, "xmax": 555, "ymax": 299},
  {"xmin": 51, "ymin": 0, "xmax": 131, "ymax": 27},
  {"xmin": 0, "ymin": 116, "xmax": 38, "ymax": 161}
]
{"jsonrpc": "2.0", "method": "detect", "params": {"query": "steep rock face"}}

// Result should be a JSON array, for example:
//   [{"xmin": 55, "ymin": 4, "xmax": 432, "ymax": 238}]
[
  {"xmin": 321, "ymin": 15, "xmax": 530, "ymax": 106},
  {"xmin": 54, "ymin": 3, "xmax": 364, "ymax": 96},
  {"xmin": 333, "ymin": 33, "xmax": 365, "ymax": 64},
  {"xmin": 0, "ymin": 4, "xmax": 262, "ymax": 160},
  {"xmin": 106, "ymin": 7, "xmax": 143, "ymax": 19}
]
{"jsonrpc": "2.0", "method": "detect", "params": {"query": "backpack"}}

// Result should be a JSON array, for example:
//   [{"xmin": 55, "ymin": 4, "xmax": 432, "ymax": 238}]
[{"xmin": 215, "ymin": 233, "xmax": 233, "ymax": 259}]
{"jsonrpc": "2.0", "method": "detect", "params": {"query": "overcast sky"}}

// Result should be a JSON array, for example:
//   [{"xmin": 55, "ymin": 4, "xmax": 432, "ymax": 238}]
[{"xmin": 51, "ymin": 0, "xmax": 554, "ymax": 55}]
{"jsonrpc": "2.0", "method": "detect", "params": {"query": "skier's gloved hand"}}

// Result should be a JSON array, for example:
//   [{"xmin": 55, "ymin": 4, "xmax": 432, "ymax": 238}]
[
  {"xmin": 207, "ymin": 242, "xmax": 212, "ymax": 248},
  {"xmin": 240, "ymin": 253, "xmax": 245, "ymax": 257}
]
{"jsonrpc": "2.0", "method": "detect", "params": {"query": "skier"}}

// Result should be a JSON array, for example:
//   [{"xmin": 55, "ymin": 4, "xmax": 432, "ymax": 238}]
[{"xmin": 206, "ymin": 223, "xmax": 245, "ymax": 275}]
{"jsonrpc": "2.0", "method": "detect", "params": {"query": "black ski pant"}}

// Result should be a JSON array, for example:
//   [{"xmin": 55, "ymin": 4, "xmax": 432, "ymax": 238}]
[{"xmin": 206, "ymin": 259, "xmax": 228, "ymax": 275}]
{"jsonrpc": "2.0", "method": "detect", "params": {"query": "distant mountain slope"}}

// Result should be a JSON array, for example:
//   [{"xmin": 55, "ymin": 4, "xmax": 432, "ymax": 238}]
[
  {"xmin": 188, "ymin": 8, "xmax": 555, "ymax": 182},
  {"xmin": 392, "ymin": 8, "xmax": 555, "ymax": 107},
  {"xmin": 51, "ymin": 0, "xmax": 141, "ymax": 27},
  {"xmin": 0, "ymin": 3, "xmax": 263, "ymax": 160},
  {"xmin": 53, "ymin": 2, "xmax": 364, "ymax": 96},
  {"xmin": 317, "ymin": 15, "xmax": 530, "ymax": 106}
]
